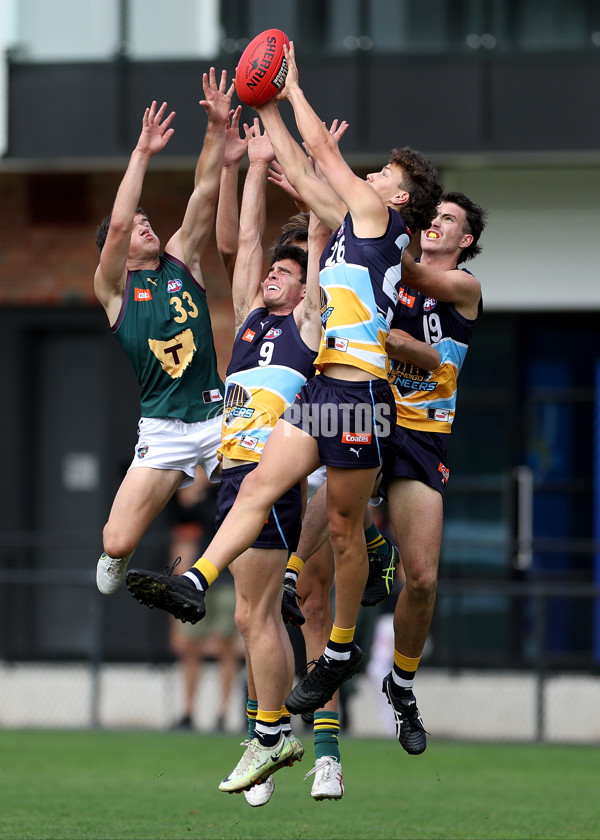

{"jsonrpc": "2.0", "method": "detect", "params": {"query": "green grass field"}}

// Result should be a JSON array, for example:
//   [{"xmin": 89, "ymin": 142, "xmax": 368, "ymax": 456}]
[{"xmin": 0, "ymin": 730, "xmax": 597, "ymax": 840}]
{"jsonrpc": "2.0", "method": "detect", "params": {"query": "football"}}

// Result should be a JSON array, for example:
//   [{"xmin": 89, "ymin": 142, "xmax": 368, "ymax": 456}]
[{"xmin": 235, "ymin": 29, "xmax": 290, "ymax": 107}]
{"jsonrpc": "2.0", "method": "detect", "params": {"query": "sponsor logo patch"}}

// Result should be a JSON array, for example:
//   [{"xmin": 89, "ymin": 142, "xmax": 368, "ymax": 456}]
[
  {"xmin": 134, "ymin": 288, "xmax": 152, "ymax": 301},
  {"xmin": 242, "ymin": 328, "xmax": 256, "ymax": 342},
  {"xmin": 202, "ymin": 389, "xmax": 223, "ymax": 404},
  {"xmin": 239, "ymin": 435, "xmax": 259, "ymax": 450},
  {"xmin": 398, "ymin": 289, "xmax": 416, "ymax": 308},
  {"xmin": 428, "ymin": 408, "xmax": 450, "ymax": 422},
  {"xmin": 438, "ymin": 462, "xmax": 450, "ymax": 484},
  {"xmin": 137, "ymin": 445, "xmax": 149, "ymax": 459},
  {"xmin": 326, "ymin": 336, "xmax": 349, "ymax": 352},
  {"xmin": 167, "ymin": 279, "xmax": 183, "ymax": 293},
  {"xmin": 342, "ymin": 431, "xmax": 372, "ymax": 445}
]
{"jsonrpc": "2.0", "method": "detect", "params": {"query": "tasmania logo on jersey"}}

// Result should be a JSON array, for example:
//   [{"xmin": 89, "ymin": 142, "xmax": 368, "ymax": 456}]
[
  {"xmin": 398, "ymin": 289, "xmax": 416, "ymax": 308},
  {"xmin": 423, "ymin": 297, "xmax": 437, "ymax": 311},
  {"xmin": 264, "ymin": 328, "xmax": 282, "ymax": 340},
  {"xmin": 134, "ymin": 288, "xmax": 152, "ymax": 301},
  {"xmin": 242, "ymin": 328, "xmax": 256, "ymax": 342},
  {"xmin": 167, "ymin": 278, "xmax": 183, "ymax": 293}
]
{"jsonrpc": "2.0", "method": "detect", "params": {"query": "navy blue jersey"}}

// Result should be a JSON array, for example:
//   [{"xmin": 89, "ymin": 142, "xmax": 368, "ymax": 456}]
[
  {"xmin": 389, "ymin": 268, "xmax": 481, "ymax": 433},
  {"xmin": 220, "ymin": 307, "xmax": 317, "ymax": 462},
  {"xmin": 317, "ymin": 209, "xmax": 411, "ymax": 378}
]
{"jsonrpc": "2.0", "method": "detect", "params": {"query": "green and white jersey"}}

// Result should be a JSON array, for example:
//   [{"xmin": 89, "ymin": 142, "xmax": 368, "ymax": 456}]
[{"xmin": 112, "ymin": 253, "xmax": 224, "ymax": 423}]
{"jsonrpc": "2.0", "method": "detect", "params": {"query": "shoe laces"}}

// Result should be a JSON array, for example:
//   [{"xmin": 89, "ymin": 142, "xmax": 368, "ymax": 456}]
[
  {"xmin": 304, "ymin": 756, "xmax": 335, "ymax": 781},
  {"xmin": 165, "ymin": 556, "xmax": 182, "ymax": 576},
  {"xmin": 297, "ymin": 656, "xmax": 341, "ymax": 693},
  {"xmin": 282, "ymin": 581, "xmax": 302, "ymax": 605},
  {"xmin": 233, "ymin": 738, "xmax": 265, "ymax": 775}
]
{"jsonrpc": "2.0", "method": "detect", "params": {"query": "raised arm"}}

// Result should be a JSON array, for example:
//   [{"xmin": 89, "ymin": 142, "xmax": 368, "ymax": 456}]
[
  {"xmin": 216, "ymin": 106, "xmax": 248, "ymax": 284},
  {"xmin": 267, "ymin": 118, "xmax": 349, "ymax": 214},
  {"xmin": 279, "ymin": 42, "xmax": 389, "ymax": 238},
  {"xmin": 256, "ymin": 97, "xmax": 347, "ymax": 232},
  {"xmin": 294, "ymin": 210, "xmax": 328, "ymax": 352},
  {"xmin": 94, "ymin": 101, "xmax": 175, "ymax": 322},
  {"xmin": 165, "ymin": 68, "xmax": 234, "ymax": 283},
  {"xmin": 386, "ymin": 329, "xmax": 441, "ymax": 370},
  {"xmin": 230, "ymin": 119, "xmax": 274, "ymax": 332}
]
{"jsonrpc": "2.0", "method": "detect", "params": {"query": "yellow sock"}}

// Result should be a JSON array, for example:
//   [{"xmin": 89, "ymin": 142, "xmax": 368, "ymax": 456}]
[
  {"xmin": 286, "ymin": 554, "xmax": 305, "ymax": 576},
  {"xmin": 191, "ymin": 557, "xmax": 219, "ymax": 587},
  {"xmin": 394, "ymin": 651, "xmax": 421, "ymax": 673},
  {"xmin": 329, "ymin": 624, "xmax": 356, "ymax": 645}
]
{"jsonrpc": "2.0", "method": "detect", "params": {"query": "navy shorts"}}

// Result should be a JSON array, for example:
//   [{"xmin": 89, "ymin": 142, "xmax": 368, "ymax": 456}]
[
  {"xmin": 281, "ymin": 373, "xmax": 396, "ymax": 469},
  {"xmin": 381, "ymin": 425, "xmax": 450, "ymax": 497},
  {"xmin": 215, "ymin": 463, "xmax": 302, "ymax": 551}
]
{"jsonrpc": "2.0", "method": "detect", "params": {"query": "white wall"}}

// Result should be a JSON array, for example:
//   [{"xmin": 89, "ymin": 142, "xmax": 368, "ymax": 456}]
[
  {"xmin": 9, "ymin": 0, "xmax": 220, "ymax": 61},
  {"xmin": 444, "ymin": 166, "xmax": 600, "ymax": 311}
]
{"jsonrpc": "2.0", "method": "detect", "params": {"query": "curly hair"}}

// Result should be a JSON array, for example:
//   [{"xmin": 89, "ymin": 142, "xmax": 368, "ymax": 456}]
[
  {"xmin": 440, "ymin": 191, "xmax": 488, "ymax": 262},
  {"xmin": 270, "ymin": 243, "xmax": 308, "ymax": 284},
  {"xmin": 95, "ymin": 206, "xmax": 146, "ymax": 252},
  {"xmin": 388, "ymin": 147, "xmax": 443, "ymax": 234},
  {"xmin": 270, "ymin": 212, "xmax": 309, "ymax": 254}
]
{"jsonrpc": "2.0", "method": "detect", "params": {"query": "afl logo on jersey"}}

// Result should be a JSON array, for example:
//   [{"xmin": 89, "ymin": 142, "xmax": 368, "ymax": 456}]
[
  {"xmin": 264, "ymin": 328, "xmax": 282, "ymax": 339},
  {"xmin": 167, "ymin": 279, "xmax": 183, "ymax": 293},
  {"xmin": 424, "ymin": 297, "xmax": 437, "ymax": 311}
]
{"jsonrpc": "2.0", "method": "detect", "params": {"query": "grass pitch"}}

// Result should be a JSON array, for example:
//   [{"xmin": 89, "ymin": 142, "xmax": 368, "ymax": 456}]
[{"xmin": 0, "ymin": 730, "xmax": 597, "ymax": 839}]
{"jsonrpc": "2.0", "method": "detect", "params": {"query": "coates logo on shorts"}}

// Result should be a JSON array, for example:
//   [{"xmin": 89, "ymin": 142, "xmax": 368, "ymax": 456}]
[
  {"xmin": 167, "ymin": 278, "xmax": 183, "ymax": 294},
  {"xmin": 423, "ymin": 297, "xmax": 437, "ymax": 311},
  {"xmin": 438, "ymin": 462, "xmax": 450, "ymax": 484},
  {"xmin": 342, "ymin": 431, "xmax": 372, "ymax": 445}
]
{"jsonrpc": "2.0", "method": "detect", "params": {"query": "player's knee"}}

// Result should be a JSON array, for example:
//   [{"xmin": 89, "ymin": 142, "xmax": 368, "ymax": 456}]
[
  {"xmin": 404, "ymin": 564, "xmax": 437, "ymax": 600},
  {"xmin": 237, "ymin": 468, "xmax": 275, "ymax": 511},
  {"xmin": 302, "ymin": 594, "xmax": 331, "ymax": 632},
  {"xmin": 102, "ymin": 525, "xmax": 135, "ymax": 561},
  {"xmin": 234, "ymin": 602, "xmax": 251, "ymax": 640}
]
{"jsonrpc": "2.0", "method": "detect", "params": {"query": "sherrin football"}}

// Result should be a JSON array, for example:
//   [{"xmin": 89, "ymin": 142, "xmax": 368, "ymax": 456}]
[{"xmin": 235, "ymin": 29, "xmax": 290, "ymax": 107}]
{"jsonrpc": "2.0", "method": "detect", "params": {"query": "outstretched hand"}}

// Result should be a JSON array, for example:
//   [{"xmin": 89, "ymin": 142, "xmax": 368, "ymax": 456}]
[
  {"xmin": 200, "ymin": 67, "xmax": 235, "ymax": 124},
  {"xmin": 277, "ymin": 41, "xmax": 300, "ymax": 101},
  {"xmin": 267, "ymin": 117, "xmax": 349, "ymax": 204},
  {"xmin": 268, "ymin": 160, "xmax": 305, "ymax": 207},
  {"xmin": 136, "ymin": 101, "xmax": 176, "ymax": 156},
  {"xmin": 245, "ymin": 118, "xmax": 275, "ymax": 165},
  {"xmin": 223, "ymin": 106, "xmax": 248, "ymax": 166}
]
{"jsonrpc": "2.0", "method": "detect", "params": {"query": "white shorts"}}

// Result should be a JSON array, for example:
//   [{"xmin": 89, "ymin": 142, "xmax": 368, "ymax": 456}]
[{"xmin": 128, "ymin": 415, "xmax": 223, "ymax": 488}]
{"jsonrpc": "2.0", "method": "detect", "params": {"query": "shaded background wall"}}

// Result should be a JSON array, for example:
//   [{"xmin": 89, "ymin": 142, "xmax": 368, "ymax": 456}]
[{"xmin": 1, "ymin": 0, "xmax": 600, "ymax": 670}]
